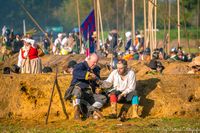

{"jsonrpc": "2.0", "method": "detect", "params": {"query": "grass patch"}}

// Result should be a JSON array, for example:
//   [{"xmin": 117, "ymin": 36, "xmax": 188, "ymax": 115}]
[{"xmin": 0, "ymin": 118, "xmax": 200, "ymax": 133}]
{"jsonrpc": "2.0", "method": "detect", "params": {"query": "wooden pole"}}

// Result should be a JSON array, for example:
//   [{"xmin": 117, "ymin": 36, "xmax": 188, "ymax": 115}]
[
  {"xmin": 177, "ymin": 0, "xmax": 180, "ymax": 47},
  {"xmin": 93, "ymin": 0, "xmax": 99, "ymax": 51},
  {"xmin": 123, "ymin": 0, "xmax": 127, "ymax": 51},
  {"xmin": 198, "ymin": 0, "xmax": 200, "ymax": 52},
  {"xmin": 116, "ymin": 0, "xmax": 119, "ymax": 46},
  {"xmin": 154, "ymin": 0, "xmax": 157, "ymax": 49},
  {"xmin": 23, "ymin": 19, "xmax": 26, "ymax": 36},
  {"xmin": 163, "ymin": 0, "xmax": 167, "ymax": 53},
  {"xmin": 117, "ymin": 0, "xmax": 119, "ymax": 32},
  {"xmin": 151, "ymin": 1, "xmax": 154, "ymax": 54},
  {"xmin": 96, "ymin": 0, "xmax": 100, "ymax": 51},
  {"xmin": 132, "ymin": 0, "xmax": 135, "ymax": 47},
  {"xmin": 182, "ymin": 0, "xmax": 191, "ymax": 53},
  {"xmin": 17, "ymin": 0, "xmax": 46, "ymax": 34},
  {"xmin": 97, "ymin": 0, "xmax": 104, "ymax": 46},
  {"xmin": 17, "ymin": 0, "xmax": 52, "ymax": 43},
  {"xmin": 167, "ymin": 0, "xmax": 171, "ymax": 54},
  {"xmin": 143, "ymin": 0, "xmax": 147, "ymax": 49},
  {"xmin": 76, "ymin": 0, "xmax": 82, "ymax": 53},
  {"xmin": 148, "ymin": 0, "xmax": 154, "ymax": 57},
  {"xmin": 97, "ymin": 0, "xmax": 100, "ymax": 51},
  {"xmin": 146, "ymin": 0, "xmax": 150, "ymax": 49}
]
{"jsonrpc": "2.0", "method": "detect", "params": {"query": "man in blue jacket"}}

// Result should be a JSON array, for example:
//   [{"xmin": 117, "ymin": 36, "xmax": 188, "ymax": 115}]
[{"xmin": 65, "ymin": 53, "xmax": 107, "ymax": 120}]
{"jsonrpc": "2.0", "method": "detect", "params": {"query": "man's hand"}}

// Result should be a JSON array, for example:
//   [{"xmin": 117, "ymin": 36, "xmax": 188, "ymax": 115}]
[
  {"xmin": 95, "ymin": 88, "xmax": 102, "ymax": 94},
  {"xmin": 96, "ymin": 79, "xmax": 103, "ymax": 85},
  {"xmin": 117, "ymin": 93, "xmax": 126, "ymax": 101},
  {"xmin": 88, "ymin": 72, "xmax": 97, "ymax": 80}
]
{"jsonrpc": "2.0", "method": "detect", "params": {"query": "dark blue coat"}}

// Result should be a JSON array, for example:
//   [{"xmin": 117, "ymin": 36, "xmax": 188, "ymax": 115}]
[
  {"xmin": 125, "ymin": 39, "xmax": 132, "ymax": 51},
  {"xmin": 70, "ymin": 61, "xmax": 100, "ymax": 93}
]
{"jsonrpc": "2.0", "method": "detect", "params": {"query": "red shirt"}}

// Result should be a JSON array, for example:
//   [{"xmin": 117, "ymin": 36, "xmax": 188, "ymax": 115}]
[{"xmin": 21, "ymin": 46, "xmax": 38, "ymax": 60}]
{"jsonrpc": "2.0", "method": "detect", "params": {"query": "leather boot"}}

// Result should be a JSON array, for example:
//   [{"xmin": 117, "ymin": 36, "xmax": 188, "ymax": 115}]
[
  {"xmin": 74, "ymin": 105, "xmax": 81, "ymax": 120},
  {"xmin": 118, "ymin": 105, "xmax": 128, "ymax": 122},
  {"xmin": 109, "ymin": 102, "xmax": 117, "ymax": 118},
  {"xmin": 131, "ymin": 104, "xmax": 140, "ymax": 119},
  {"xmin": 93, "ymin": 110, "xmax": 104, "ymax": 120}
]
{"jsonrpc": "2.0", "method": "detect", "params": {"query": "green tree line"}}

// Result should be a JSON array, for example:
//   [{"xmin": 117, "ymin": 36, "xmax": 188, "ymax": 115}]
[{"xmin": 0, "ymin": 0, "xmax": 199, "ymax": 34}]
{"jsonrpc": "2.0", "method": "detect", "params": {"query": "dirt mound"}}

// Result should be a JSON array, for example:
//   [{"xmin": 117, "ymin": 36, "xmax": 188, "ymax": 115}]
[
  {"xmin": 0, "ymin": 73, "xmax": 200, "ymax": 121},
  {"xmin": 162, "ymin": 61, "xmax": 190, "ymax": 74},
  {"xmin": 0, "ymin": 54, "xmax": 200, "ymax": 121}
]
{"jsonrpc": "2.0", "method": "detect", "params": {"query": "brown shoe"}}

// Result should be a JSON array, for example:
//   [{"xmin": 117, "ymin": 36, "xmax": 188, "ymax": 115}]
[
  {"xmin": 93, "ymin": 110, "xmax": 104, "ymax": 120},
  {"xmin": 74, "ymin": 105, "xmax": 81, "ymax": 120},
  {"xmin": 118, "ymin": 111, "xmax": 126, "ymax": 122},
  {"xmin": 108, "ymin": 114, "xmax": 117, "ymax": 119}
]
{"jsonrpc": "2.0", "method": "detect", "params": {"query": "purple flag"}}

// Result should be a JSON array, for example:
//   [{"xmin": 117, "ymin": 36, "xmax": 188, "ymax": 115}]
[{"xmin": 80, "ymin": 10, "xmax": 96, "ymax": 55}]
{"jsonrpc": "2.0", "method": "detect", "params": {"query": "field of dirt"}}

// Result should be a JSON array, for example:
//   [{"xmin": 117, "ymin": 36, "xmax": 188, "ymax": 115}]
[{"xmin": 0, "ymin": 54, "xmax": 200, "ymax": 132}]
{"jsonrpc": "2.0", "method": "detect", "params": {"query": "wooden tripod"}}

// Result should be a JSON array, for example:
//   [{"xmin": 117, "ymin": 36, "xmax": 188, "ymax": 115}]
[{"xmin": 45, "ymin": 66, "xmax": 69, "ymax": 124}]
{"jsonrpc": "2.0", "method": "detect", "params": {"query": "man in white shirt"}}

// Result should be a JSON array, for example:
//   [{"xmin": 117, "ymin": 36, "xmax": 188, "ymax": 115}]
[
  {"xmin": 53, "ymin": 33, "xmax": 63, "ymax": 55},
  {"xmin": 104, "ymin": 59, "xmax": 139, "ymax": 120}
]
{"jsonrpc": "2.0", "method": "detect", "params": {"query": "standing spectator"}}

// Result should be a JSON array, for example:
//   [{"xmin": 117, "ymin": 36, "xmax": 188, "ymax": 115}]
[
  {"xmin": 43, "ymin": 32, "xmax": 50, "ymax": 54},
  {"xmin": 53, "ymin": 33, "xmax": 63, "ymax": 55},
  {"xmin": 125, "ymin": 32, "xmax": 132, "ymax": 52},
  {"xmin": 11, "ymin": 34, "xmax": 23, "ymax": 54},
  {"xmin": 17, "ymin": 38, "xmax": 42, "ymax": 74}
]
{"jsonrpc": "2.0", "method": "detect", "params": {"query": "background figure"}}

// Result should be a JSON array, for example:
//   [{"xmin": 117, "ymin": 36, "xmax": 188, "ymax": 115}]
[
  {"xmin": 11, "ymin": 34, "xmax": 23, "ymax": 54},
  {"xmin": 63, "ymin": 60, "xmax": 77, "ymax": 74},
  {"xmin": 17, "ymin": 38, "xmax": 42, "ymax": 74},
  {"xmin": 125, "ymin": 31, "xmax": 132, "ymax": 52},
  {"xmin": 53, "ymin": 33, "xmax": 63, "ymax": 55},
  {"xmin": 43, "ymin": 32, "xmax": 50, "ymax": 54}
]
